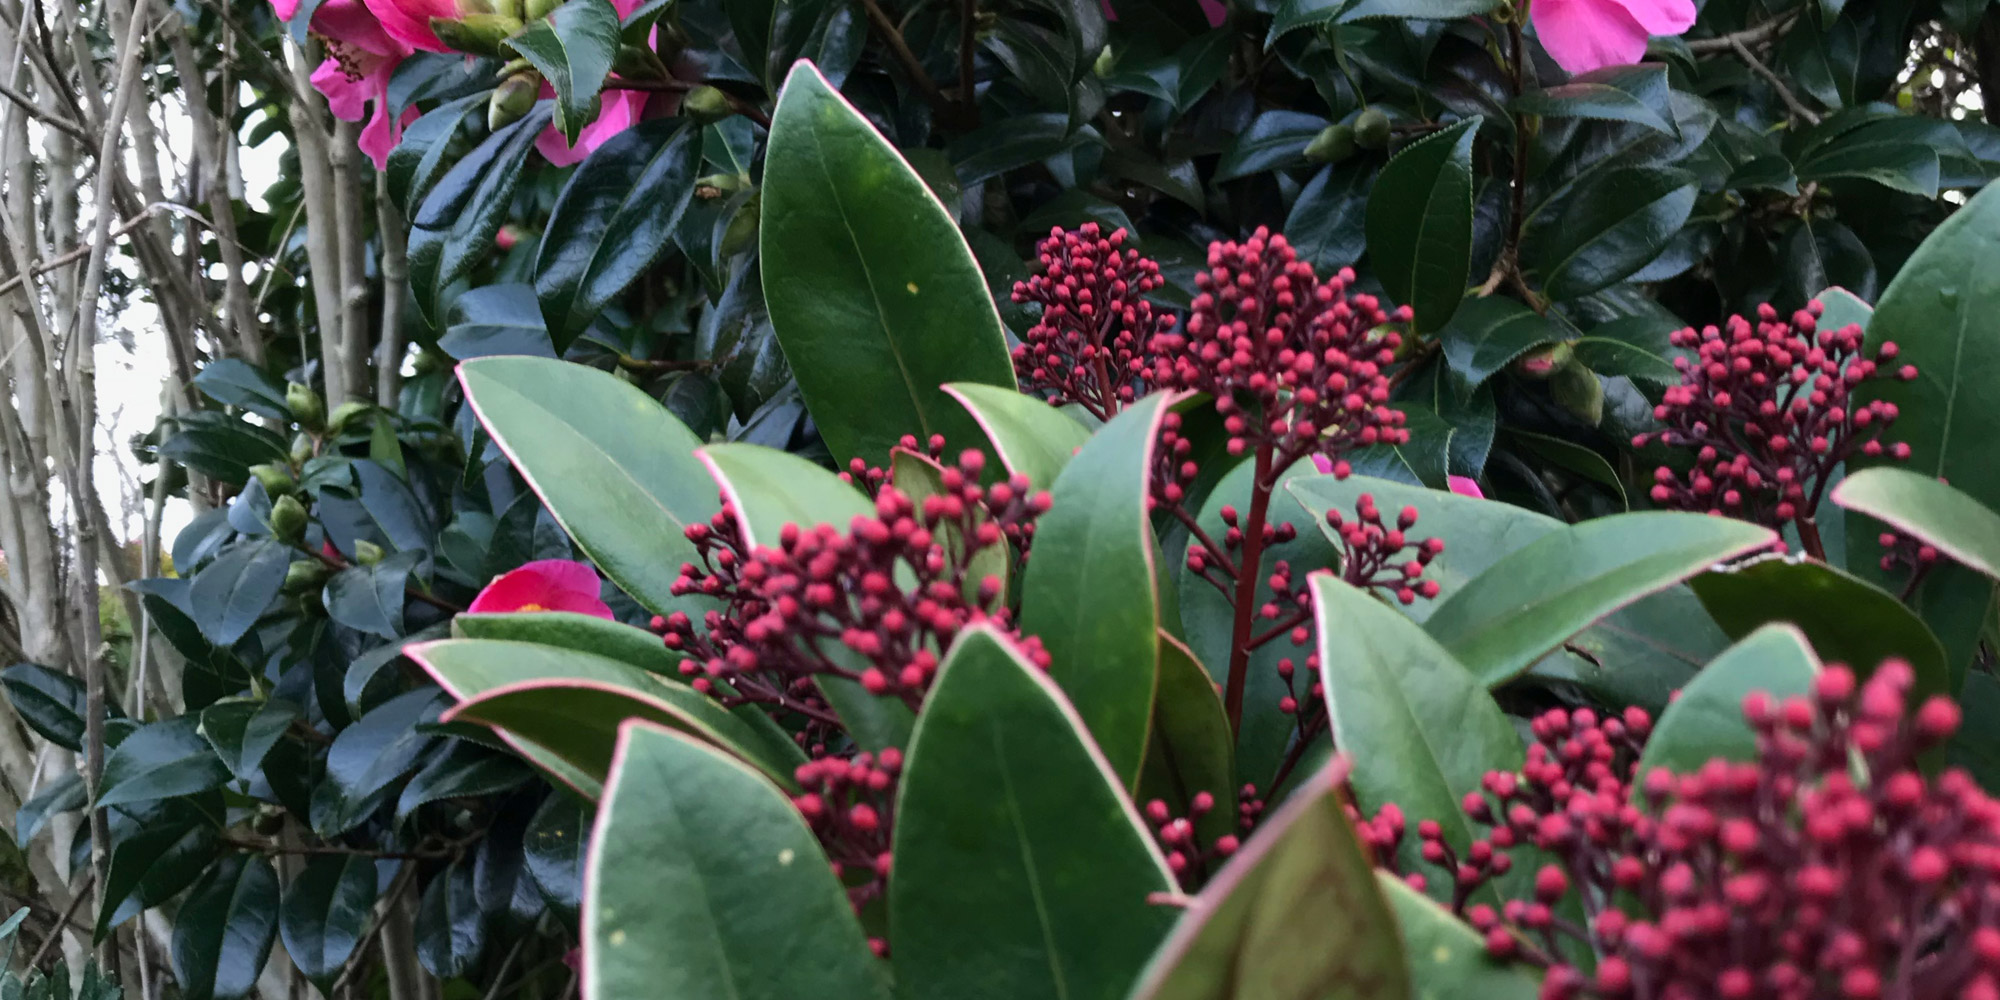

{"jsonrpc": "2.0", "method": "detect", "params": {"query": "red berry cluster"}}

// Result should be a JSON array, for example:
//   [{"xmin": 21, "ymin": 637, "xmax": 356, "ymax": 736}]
[
  {"xmin": 1148, "ymin": 228, "xmax": 1410, "ymax": 465},
  {"xmin": 1141, "ymin": 792, "xmax": 1244, "ymax": 885},
  {"xmin": 663, "ymin": 448, "xmax": 1052, "ymax": 737},
  {"xmin": 1369, "ymin": 660, "xmax": 2000, "ymax": 1000},
  {"xmin": 1633, "ymin": 301, "xmax": 1916, "ymax": 537},
  {"xmin": 792, "ymin": 748, "xmax": 900, "ymax": 942},
  {"xmin": 1010, "ymin": 223, "xmax": 1174, "ymax": 421}
]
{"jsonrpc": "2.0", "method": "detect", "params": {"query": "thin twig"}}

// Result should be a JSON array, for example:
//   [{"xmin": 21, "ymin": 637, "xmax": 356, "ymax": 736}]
[
  {"xmin": 857, "ymin": 0, "xmax": 957, "ymax": 126},
  {"xmin": 0, "ymin": 76, "xmax": 82, "ymax": 138},
  {"xmin": 24, "ymin": 873, "xmax": 93, "ymax": 972},
  {"xmin": 1730, "ymin": 34, "xmax": 1820, "ymax": 125},
  {"xmin": 220, "ymin": 836, "xmax": 451, "ymax": 861},
  {"xmin": 1687, "ymin": 12, "xmax": 1800, "ymax": 54},
  {"xmin": 327, "ymin": 865, "xmax": 418, "ymax": 995}
]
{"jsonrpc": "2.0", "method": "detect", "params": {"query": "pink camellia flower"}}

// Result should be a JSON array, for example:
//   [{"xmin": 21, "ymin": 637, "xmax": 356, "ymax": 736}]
[
  {"xmin": 535, "ymin": 88, "xmax": 653, "ymax": 166},
  {"xmin": 1531, "ymin": 0, "xmax": 1697, "ymax": 75},
  {"xmin": 468, "ymin": 559, "xmax": 615, "ymax": 619},
  {"xmin": 1446, "ymin": 475, "xmax": 1483, "ymax": 500},
  {"xmin": 359, "ymin": 0, "xmax": 460, "ymax": 53},
  {"xmin": 274, "ymin": 0, "xmax": 419, "ymax": 169}
]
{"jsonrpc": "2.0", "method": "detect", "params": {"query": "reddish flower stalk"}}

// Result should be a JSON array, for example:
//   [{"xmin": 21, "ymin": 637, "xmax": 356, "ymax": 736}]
[
  {"xmin": 1632, "ymin": 301, "xmax": 1916, "ymax": 560},
  {"xmin": 1011, "ymin": 224, "xmax": 1174, "ymax": 422},
  {"xmin": 1145, "ymin": 228, "xmax": 1411, "ymax": 744},
  {"xmin": 1365, "ymin": 660, "xmax": 2000, "ymax": 1000},
  {"xmin": 1140, "ymin": 790, "xmax": 1251, "ymax": 889},
  {"xmin": 792, "ymin": 748, "xmax": 900, "ymax": 948}
]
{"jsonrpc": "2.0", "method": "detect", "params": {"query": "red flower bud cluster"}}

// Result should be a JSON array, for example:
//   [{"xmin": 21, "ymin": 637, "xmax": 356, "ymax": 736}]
[
  {"xmin": 791, "ymin": 747, "xmax": 901, "ymax": 936},
  {"xmin": 1148, "ymin": 228, "xmax": 1410, "ymax": 466},
  {"xmin": 839, "ymin": 434, "xmax": 948, "ymax": 498},
  {"xmin": 1142, "ymin": 791, "xmax": 1246, "ymax": 886},
  {"xmin": 1011, "ymin": 223, "xmax": 1174, "ymax": 421},
  {"xmin": 1368, "ymin": 660, "xmax": 2000, "ymax": 1000},
  {"xmin": 663, "ymin": 448, "xmax": 1052, "ymax": 739},
  {"xmin": 1633, "ymin": 301, "xmax": 1916, "ymax": 537}
]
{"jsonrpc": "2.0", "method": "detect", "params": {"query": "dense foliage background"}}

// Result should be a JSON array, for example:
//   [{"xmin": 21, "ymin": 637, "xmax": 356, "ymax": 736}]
[{"xmin": 0, "ymin": 0, "xmax": 1998, "ymax": 997}]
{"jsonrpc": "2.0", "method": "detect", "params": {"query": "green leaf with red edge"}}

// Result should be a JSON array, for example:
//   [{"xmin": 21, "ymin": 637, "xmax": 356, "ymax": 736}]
[
  {"xmin": 1833, "ymin": 468, "xmax": 2000, "ymax": 583},
  {"xmin": 459, "ymin": 356, "xmax": 718, "ymax": 619},
  {"xmin": 584, "ymin": 722, "xmax": 890, "ymax": 1000},
  {"xmin": 1690, "ymin": 553, "xmax": 1949, "ymax": 696},
  {"xmin": 1635, "ymin": 624, "xmax": 1821, "ymax": 779},
  {"xmin": 1140, "ymin": 632, "xmax": 1236, "ymax": 848},
  {"xmin": 761, "ymin": 62, "xmax": 1016, "ymax": 469},
  {"xmin": 1020, "ymin": 392, "xmax": 1177, "ymax": 786},
  {"xmin": 1309, "ymin": 574, "xmax": 1521, "ymax": 907},
  {"xmin": 1379, "ymin": 874, "xmax": 1543, "ymax": 1000},
  {"xmin": 1844, "ymin": 182, "xmax": 2000, "ymax": 678},
  {"xmin": 942, "ymin": 382, "xmax": 1093, "ymax": 493},
  {"xmin": 890, "ymin": 625, "xmax": 1178, "ymax": 1000},
  {"xmin": 410, "ymin": 638, "xmax": 803, "ymax": 797},
  {"xmin": 1421, "ymin": 512, "xmax": 1778, "ymax": 686},
  {"xmin": 1127, "ymin": 757, "xmax": 1411, "ymax": 1000}
]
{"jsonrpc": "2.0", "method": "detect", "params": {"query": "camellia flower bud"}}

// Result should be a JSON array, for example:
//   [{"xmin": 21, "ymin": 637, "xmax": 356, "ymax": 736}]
[
  {"xmin": 325, "ymin": 400, "xmax": 373, "ymax": 436},
  {"xmin": 248, "ymin": 463, "xmax": 296, "ymax": 497},
  {"xmin": 285, "ymin": 382, "xmax": 325, "ymax": 430},
  {"xmin": 269, "ymin": 494, "xmax": 309, "ymax": 543},
  {"xmin": 352, "ymin": 539, "xmax": 386, "ymax": 565},
  {"xmin": 283, "ymin": 559, "xmax": 332, "ymax": 593},
  {"xmin": 682, "ymin": 85, "xmax": 735, "ymax": 125},
  {"xmin": 1352, "ymin": 107, "xmax": 1392, "ymax": 150},
  {"xmin": 488, "ymin": 68, "xmax": 541, "ymax": 130},
  {"xmin": 1305, "ymin": 124, "xmax": 1357, "ymax": 164}
]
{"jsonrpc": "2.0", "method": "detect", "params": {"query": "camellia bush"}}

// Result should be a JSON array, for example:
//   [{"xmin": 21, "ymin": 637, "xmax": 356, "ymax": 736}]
[{"xmin": 16, "ymin": 0, "xmax": 2000, "ymax": 997}]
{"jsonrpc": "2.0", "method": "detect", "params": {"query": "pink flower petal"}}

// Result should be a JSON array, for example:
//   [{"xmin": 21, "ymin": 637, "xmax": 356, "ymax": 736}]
[
  {"xmin": 1447, "ymin": 475, "xmax": 1485, "ymax": 500},
  {"xmin": 270, "ymin": 0, "xmax": 302, "ymax": 22},
  {"xmin": 536, "ymin": 89, "xmax": 649, "ymax": 166},
  {"xmin": 313, "ymin": 0, "xmax": 407, "ymax": 57},
  {"xmin": 359, "ymin": 105, "xmax": 421, "ymax": 172},
  {"xmin": 360, "ymin": 0, "xmax": 455, "ymax": 53},
  {"xmin": 468, "ymin": 559, "xmax": 614, "ymax": 619},
  {"xmin": 1606, "ymin": 0, "xmax": 1696, "ymax": 36},
  {"xmin": 1311, "ymin": 454, "xmax": 1334, "ymax": 475},
  {"xmin": 311, "ymin": 58, "xmax": 373, "ymax": 122},
  {"xmin": 1531, "ymin": 0, "xmax": 1650, "ymax": 75}
]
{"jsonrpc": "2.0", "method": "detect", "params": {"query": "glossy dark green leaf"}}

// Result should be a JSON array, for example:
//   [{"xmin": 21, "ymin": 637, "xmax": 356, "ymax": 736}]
[
  {"xmin": 396, "ymin": 740, "xmax": 533, "ymax": 817},
  {"xmin": 171, "ymin": 855, "xmax": 280, "ymax": 1000},
  {"xmin": 97, "ymin": 818, "xmax": 217, "ymax": 940},
  {"xmin": 322, "ymin": 550, "xmax": 422, "ymax": 639},
  {"xmin": 1436, "ymin": 296, "xmax": 1558, "ymax": 396},
  {"xmin": 188, "ymin": 539, "xmax": 290, "ymax": 647},
  {"xmin": 159, "ymin": 415, "xmax": 290, "ymax": 485},
  {"xmin": 942, "ymin": 383, "xmax": 1093, "ymax": 493},
  {"xmin": 1365, "ymin": 117, "xmax": 1479, "ymax": 332},
  {"xmin": 310, "ymin": 689, "xmax": 443, "ymax": 836},
  {"xmin": 97, "ymin": 717, "xmax": 231, "ymax": 809},
  {"xmin": 417, "ymin": 859, "xmax": 487, "ymax": 979},
  {"xmin": 1215, "ymin": 110, "xmax": 1328, "ymax": 182},
  {"xmin": 438, "ymin": 283, "xmax": 556, "ymax": 360},
  {"xmin": 1341, "ymin": 0, "xmax": 1498, "ymax": 17},
  {"xmin": 461, "ymin": 356, "xmax": 719, "ymax": 618},
  {"xmin": 1834, "ymin": 468, "xmax": 2000, "ymax": 582},
  {"xmin": 1286, "ymin": 163, "xmax": 1373, "ymax": 274},
  {"xmin": 1309, "ymin": 575, "xmax": 1519, "ymax": 904},
  {"xmin": 411, "ymin": 637, "xmax": 804, "ymax": 793},
  {"xmin": 503, "ymin": 0, "xmax": 620, "ymax": 141},
  {"xmin": 948, "ymin": 112, "xmax": 1086, "ymax": 185},
  {"xmin": 892, "ymin": 626, "xmax": 1177, "ymax": 1000},
  {"xmin": 535, "ymin": 119, "xmax": 701, "ymax": 350},
  {"xmin": 17, "ymin": 773, "xmax": 84, "ymax": 845},
  {"xmin": 1021, "ymin": 393, "xmax": 1174, "ymax": 786},
  {"xmin": 1635, "ymin": 624, "xmax": 1820, "ymax": 779},
  {"xmin": 1422, "ymin": 512, "xmax": 1777, "ymax": 686},
  {"xmin": 385, "ymin": 93, "xmax": 485, "ymax": 214},
  {"xmin": 1, "ymin": 663, "xmax": 90, "ymax": 751},
  {"xmin": 761, "ymin": 62, "xmax": 1016, "ymax": 468},
  {"xmin": 726, "ymin": 0, "xmax": 776, "ymax": 84},
  {"xmin": 1511, "ymin": 64, "xmax": 1676, "ymax": 136},
  {"xmin": 585, "ymin": 723, "xmax": 891, "ymax": 1000},
  {"xmin": 524, "ymin": 793, "xmax": 589, "ymax": 914},
  {"xmin": 1140, "ymin": 633, "xmax": 1235, "ymax": 847},
  {"xmin": 1526, "ymin": 166, "xmax": 1696, "ymax": 302},
  {"xmin": 408, "ymin": 107, "xmax": 551, "ymax": 323},
  {"xmin": 1690, "ymin": 554, "xmax": 1949, "ymax": 697},
  {"xmin": 192, "ymin": 359, "xmax": 288, "ymax": 418},
  {"xmin": 1795, "ymin": 116, "xmax": 1943, "ymax": 197},
  {"xmin": 198, "ymin": 697, "xmax": 299, "ymax": 781},
  {"xmin": 1380, "ymin": 875, "xmax": 1542, "ymax": 1000},
  {"xmin": 279, "ymin": 855, "xmax": 378, "ymax": 990},
  {"xmin": 1128, "ymin": 758, "xmax": 1408, "ymax": 1000}
]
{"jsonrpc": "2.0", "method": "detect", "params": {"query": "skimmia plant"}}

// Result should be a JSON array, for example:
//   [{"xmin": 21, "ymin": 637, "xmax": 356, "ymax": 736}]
[
  {"xmin": 394, "ymin": 54, "xmax": 2000, "ymax": 1000},
  {"xmin": 22, "ymin": 0, "xmax": 2000, "ymax": 995}
]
